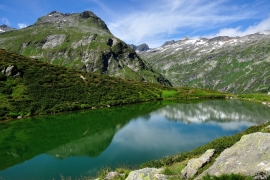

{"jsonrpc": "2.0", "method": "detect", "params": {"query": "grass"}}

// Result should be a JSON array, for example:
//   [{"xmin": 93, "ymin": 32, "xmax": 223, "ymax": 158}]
[
  {"xmin": 237, "ymin": 93, "xmax": 270, "ymax": 103},
  {"xmin": 162, "ymin": 90, "xmax": 178, "ymax": 98}
]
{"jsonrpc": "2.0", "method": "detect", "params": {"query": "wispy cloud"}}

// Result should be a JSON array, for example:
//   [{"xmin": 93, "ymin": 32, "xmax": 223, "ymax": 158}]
[
  {"xmin": 212, "ymin": 17, "xmax": 270, "ymax": 37},
  {"xmin": 18, "ymin": 23, "xmax": 27, "ymax": 29},
  {"xmin": 0, "ymin": 4, "xmax": 13, "ymax": 12},
  {"xmin": 1, "ymin": 17, "xmax": 10, "ymax": 26},
  {"xmin": 107, "ymin": 0, "xmax": 265, "ymax": 47}
]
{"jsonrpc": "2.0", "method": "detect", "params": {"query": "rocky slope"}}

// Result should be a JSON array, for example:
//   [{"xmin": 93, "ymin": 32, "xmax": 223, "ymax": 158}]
[
  {"xmin": 139, "ymin": 32, "xmax": 270, "ymax": 93},
  {"xmin": 0, "ymin": 25, "xmax": 15, "ymax": 33},
  {"xmin": 0, "ymin": 11, "xmax": 170, "ymax": 86}
]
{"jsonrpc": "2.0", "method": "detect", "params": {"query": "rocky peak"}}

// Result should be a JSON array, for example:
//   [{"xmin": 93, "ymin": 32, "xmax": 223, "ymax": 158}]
[
  {"xmin": 0, "ymin": 24, "xmax": 8, "ymax": 28},
  {"xmin": 162, "ymin": 40, "xmax": 176, "ymax": 46},
  {"xmin": 182, "ymin": 36, "xmax": 189, "ymax": 41},
  {"xmin": 208, "ymin": 36, "xmax": 233, "ymax": 42},
  {"xmin": 0, "ymin": 24, "xmax": 16, "ymax": 33},
  {"xmin": 34, "ymin": 10, "xmax": 109, "ymax": 32},
  {"xmin": 79, "ymin": 11, "xmax": 98, "ymax": 19},
  {"xmin": 128, "ymin": 43, "xmax": 150, "ymax": 52}
]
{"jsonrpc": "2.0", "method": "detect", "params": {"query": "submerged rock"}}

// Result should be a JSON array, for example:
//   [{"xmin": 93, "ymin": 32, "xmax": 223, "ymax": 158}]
[
  {"xmin": 197, "ymin": 132, "xmax": 270, "ymax": 179},
  {"xmin": 181, "ymin": 149, "xmax": 215, "ymax": 179}
]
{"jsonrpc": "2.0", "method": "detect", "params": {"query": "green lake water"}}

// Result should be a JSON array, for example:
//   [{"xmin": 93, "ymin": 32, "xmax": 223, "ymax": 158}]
[{"xmin": 0, "ymin": 100, "xmax": 269, "ymax": 179}]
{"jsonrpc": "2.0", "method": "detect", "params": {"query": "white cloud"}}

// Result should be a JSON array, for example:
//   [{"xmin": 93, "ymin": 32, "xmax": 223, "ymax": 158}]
[
  {"xmin": 107, "ymin": 0, "xmax": 256, "ymax": 47},
  {"xmin": 18, "ymin": 23, "xmax": 27, "ymax": 29},
  {"xmin": 213, "ymin": 17, "xmax": 270, "ymax": 37},
  {"xmin": 1, "ymin": 17, "xmax": 10, "ymax": 26}
]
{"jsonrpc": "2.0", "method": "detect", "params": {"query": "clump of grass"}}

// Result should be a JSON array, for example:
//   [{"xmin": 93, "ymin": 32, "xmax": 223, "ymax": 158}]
[
  {"xmin": 162, "ymin": 167, "xmax": 175, "ymax": 175},
  {"xmin": 202, "ymin": 173, "xmax": 253, "ymax": 180}
]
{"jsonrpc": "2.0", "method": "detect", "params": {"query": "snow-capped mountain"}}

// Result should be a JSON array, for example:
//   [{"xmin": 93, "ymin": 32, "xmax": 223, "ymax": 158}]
[{"xmin": 139, "ymin": 31, "xmax": 270, "ymax": 93}]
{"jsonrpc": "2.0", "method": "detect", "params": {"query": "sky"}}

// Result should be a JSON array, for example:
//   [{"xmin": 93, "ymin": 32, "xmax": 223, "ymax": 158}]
[{"xmin": 1, "ymin": 0, "xmax": 270, "ymax": 47}]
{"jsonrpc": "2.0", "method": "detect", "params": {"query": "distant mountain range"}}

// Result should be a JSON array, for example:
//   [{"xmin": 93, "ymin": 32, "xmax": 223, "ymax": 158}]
[
  {"xmin": 1, "ymin": 10, "xmax": 269, "ymax": 93},
  {"xmin": 0, "ymin": 11, "xmax": 171, "ymax": 86},
  {"xmin": 138, "ymin": 32, "xmax": 270, "ymax": 93}
]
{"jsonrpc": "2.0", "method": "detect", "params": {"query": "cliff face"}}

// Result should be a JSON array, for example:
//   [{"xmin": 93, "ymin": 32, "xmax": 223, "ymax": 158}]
[
  {"xmin": 139, "ymin": 32, "xmax": 270, "ymax": 93},
  {"xmin": 0, "ymin": 11, "xmax": 171, "ymax": 86}
]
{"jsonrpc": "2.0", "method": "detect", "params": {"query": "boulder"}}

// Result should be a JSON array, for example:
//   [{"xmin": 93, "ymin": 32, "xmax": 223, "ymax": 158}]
[
  {"xmin": 2, "ymin": 65, "xmax": 18, "ymax": 76},
  {"xmin": 197, "ymin": 132, "xmax": 270, "ymax": 179},
  {"xmin": 181, "ymin": 149, "xmax": 215, "ymax": 179},
  {"xmin": 1, "ymin": 65, "xmax": 23, "ymax": 78},
  {"xmin": 126, "ymin": 168, "xmax": 166, "ymax": 180}
]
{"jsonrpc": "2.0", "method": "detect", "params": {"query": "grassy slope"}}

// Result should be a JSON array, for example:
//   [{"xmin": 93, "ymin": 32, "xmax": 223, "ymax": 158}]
[{"xmin": 0, "ymin": 49, "xmax": 227, "ymax": 121}]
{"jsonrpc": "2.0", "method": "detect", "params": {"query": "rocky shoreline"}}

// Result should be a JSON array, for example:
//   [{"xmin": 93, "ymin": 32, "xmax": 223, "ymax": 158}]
[{"xmin": 100, "ymin": 125, "xmax": 270, "ymax": 180}]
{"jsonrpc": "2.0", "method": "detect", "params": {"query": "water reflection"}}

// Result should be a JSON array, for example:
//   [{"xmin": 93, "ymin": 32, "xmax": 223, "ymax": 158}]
[
  {"xmin": 0, "ymin": 100, "xmax": 269, "ymax": 179},
  {"xmin": 156, "ymin": 100, "xmax": 268, "ymax": 130}
]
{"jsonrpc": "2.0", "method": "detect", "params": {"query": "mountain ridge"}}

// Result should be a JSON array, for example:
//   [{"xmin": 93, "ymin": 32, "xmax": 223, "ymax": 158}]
[{"xmin": 139, "ymin": 32, "xmax": 270, "ymax": 93}]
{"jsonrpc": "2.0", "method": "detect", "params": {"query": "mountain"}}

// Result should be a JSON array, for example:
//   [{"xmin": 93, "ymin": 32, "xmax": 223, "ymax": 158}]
[
  {"xmin": 128, "ymin": 43, "xmax": 150, "ymax": 52},
  {"xmin": 0, "ymin": 49, "xmax": 226, "ymax": 120},
  {"xmin": 0, "ymin": 11, "xmax": 170, "ymax": 86},
  {"xmin": 0, "ymin": 25, "xmax": 16, "ymax": 33},
  {"xmin": 139, "ymin": 32, "xmax": 270, "ymax": 93}
]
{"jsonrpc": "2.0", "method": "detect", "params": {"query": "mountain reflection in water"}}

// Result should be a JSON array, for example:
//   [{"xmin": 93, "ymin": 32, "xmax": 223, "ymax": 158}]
[{"xmin": 0, "ymin": 100, "xmax": 269, "ymax": 179}]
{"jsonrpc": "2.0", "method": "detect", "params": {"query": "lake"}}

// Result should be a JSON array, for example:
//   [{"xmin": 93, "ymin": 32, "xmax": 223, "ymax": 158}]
[{"xmin": 0, "ymin": 100, "xmax": 269, "ymax": 179}]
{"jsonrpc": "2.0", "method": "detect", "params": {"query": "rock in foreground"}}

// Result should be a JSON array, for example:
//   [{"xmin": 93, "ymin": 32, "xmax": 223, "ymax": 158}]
[
  {"xmin": 126, "ymin": 168, "xmax": 166, "ymax": 180},
  {"xmin": 197, "ymin": 132, "xmax": 270, "ymax": 179},
  {"xmin": 181, "ymin": 149, "xmax": 215, "ymax": 179}
]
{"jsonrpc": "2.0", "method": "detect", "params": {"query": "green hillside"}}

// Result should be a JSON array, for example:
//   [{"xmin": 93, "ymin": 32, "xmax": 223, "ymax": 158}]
[
  {"xmin": 0, "ymin": 49, "xmax": 226, "ymax": 120},
  {"xmin": 0, "ymin": 11, "xmax": 170, "ymax": 86}
]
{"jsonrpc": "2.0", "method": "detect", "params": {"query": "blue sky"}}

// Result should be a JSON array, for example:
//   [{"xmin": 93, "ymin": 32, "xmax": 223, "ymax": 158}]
[{"xmin": 1, "ymin": 0, "xmax": 270, "ymax": 47}]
